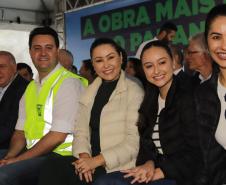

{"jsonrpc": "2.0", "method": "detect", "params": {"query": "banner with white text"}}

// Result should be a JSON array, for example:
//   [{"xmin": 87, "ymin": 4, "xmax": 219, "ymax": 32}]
[{"xmin": 65, "ymin": 0, "xmax": 225, "ymax": 68}]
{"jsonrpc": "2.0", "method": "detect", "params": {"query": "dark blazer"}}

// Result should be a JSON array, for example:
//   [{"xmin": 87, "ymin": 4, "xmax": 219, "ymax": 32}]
[
  {"xmin": 191, "ymin": 72, "xmax": 202, "ymax": 87},
  {"xmin": 195, "ymin": 70, "xmax": 226, "ymax": 185},
  {"xmin": 0, "ymin": 74, "xmax": 29, "ymax": 149},
  {"xmin": 136, "ymin": 76, "xmax": 200, "ymax": 185},
  {"xmin": 175, "ymin": 70, "xmax": 194, "ymax": 90}
]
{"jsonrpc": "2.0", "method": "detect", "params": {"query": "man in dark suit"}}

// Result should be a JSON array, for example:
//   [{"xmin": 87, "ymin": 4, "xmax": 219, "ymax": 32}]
[
  {"xmin": 170, "ymin": 45, "xmax": 192, "ymax": 90},
  {"xmin": 0, "ymin": 51, "xmax": 29, "ymax": 149}
]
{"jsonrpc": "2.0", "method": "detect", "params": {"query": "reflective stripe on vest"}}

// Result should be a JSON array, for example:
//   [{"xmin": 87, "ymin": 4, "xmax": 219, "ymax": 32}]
[{"xmin": 24, "ymin": 67, "xmax": 82, "ymax": 156}]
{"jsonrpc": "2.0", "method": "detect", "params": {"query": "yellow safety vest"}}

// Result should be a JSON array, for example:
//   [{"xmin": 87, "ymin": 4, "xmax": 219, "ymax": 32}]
[{"xmin": 24, "ymin": 67, "xmax": 87, "ymax": 156}]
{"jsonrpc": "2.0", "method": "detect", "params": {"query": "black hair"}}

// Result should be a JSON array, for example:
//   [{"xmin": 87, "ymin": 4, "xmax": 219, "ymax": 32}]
[
  {"xmin": 170, "ymin": 45, "xmax": 184, "ymax": 66},
  {"xmin": 159, "ymin": 21, "xmax": 177, "ymax": 34},
  {"xmin": 90, "ymin": 37, "xmax": 122, "ymax": 58},
  {"xmin": 17, "ymin": 63, "xmax": 33, "ymax": 75},
  {"xmin": 82, "ymin": 59, "xmax": 95, "ymax": 76},
  {"xmin": 205, "ymin": 4, "xmax": 226, "ymax": 42},
  {"xmin": 127, "ymin": 57, "xmax": 141, "ymax": 71},
  {"xmin": 119, "ymin": 46, "xmax": 127, "ymax": 70},
  {"xmin": 140, "ymin": 40, "xmax": 173, "ymax": 60},
  {"xmin": 29, "ymin": 27, "xmax": 59, "ymax": 49},
  {"xmin": 127, "ymin": 57, "xmax": 146, "ymax": 86}
]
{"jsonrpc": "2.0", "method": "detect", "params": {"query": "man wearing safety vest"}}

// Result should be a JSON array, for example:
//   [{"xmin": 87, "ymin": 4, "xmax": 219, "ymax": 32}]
[{"xmin": 0, "ymin": 27, "xmax": 87, "ymax": 185}]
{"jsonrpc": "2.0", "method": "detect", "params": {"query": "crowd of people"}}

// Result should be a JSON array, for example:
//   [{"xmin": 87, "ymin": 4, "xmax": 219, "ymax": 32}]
[{"xmin": 0, "ymin": 3, "xmax": 226, "ymax": 185}]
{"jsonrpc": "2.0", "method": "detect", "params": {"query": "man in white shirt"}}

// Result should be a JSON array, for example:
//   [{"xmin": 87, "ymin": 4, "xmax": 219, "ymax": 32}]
[
  {"xmin": 135, "ymin": 22, "xmax": 178, "ymax": 59},
  {"xmin": 0, "ymin": 27, "xmax": 84, "ymax": 185}
]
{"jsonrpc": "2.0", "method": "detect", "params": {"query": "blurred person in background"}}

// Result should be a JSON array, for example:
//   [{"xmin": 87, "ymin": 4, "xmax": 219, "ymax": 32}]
[
  {"xmin": 59, "ymin": 49, "xmax": 88, "ymax": 86},
  {"xmin": 58, "ymin": 49, "xmax": 74, "ymax": 72},
  {"xmin": 170, "ymin": 45, "xmax": 191, "ymax": 88},
  {"xmin": 185, "ymin": 32, "xmax": 213, "ymax": 85},
  {"xmin": 0, "ymin": 51, "xmax": 29, "ymax": 150},
  {"xmin": 170, "ymin": 45, "xmax": 184, "ymax": 75},
  {"xmin": 125, "ymin": 57, "xmax": 146, "ymax": 86},
  {"xmin": 79, "ymin": 59, "xmax": 96, "ymax": 84},
  {"xmin": 135, "ymin": 22, "xmax": 178, "ymax": 59},
  {"xmin": 17, "ymin": 62, "xmax": 33, "ymax": 81}
]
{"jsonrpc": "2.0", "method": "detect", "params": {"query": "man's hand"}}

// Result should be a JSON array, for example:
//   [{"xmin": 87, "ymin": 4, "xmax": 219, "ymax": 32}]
[
  {"xmin": 0, "ymin": 157, "xmax": 19, "ymax": 166},
  {"xmin": 0, "ymin": 159, "xmax": 8, "ymax": 166}
]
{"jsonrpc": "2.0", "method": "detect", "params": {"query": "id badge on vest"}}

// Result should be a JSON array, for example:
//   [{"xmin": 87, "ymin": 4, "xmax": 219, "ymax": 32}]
[{"xmin": 37, "ymin": 104, "xmax": 43, "ymax": 117}]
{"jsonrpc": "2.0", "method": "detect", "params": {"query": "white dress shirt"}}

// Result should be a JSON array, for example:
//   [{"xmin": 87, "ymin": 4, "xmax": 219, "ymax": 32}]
[{"xmin": 16, "ymin": 64, "xmax": 84, "ymax": 134}]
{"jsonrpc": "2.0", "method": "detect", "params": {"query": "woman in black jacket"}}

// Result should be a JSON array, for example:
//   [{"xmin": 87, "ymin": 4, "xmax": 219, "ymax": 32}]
[
  {"xmin": 93, "ymin": 41, "xmax": 200, "ymax": 185},
  {"xmin": 195, "ymin": 4, "xmax": 226, "ymax": 185}
]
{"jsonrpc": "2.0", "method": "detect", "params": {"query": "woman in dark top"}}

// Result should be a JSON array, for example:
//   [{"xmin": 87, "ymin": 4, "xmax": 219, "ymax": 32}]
[
  {"xmin": 93, "ymin": 41, "xmax": 200, "ymax": 185},
  {"xmin": 38, "ymin": 38, "xmax": 144, "ymax": 185},
  {"xmin": 194, "ymin": 4, "xmax": 226, "ymax": 185}
]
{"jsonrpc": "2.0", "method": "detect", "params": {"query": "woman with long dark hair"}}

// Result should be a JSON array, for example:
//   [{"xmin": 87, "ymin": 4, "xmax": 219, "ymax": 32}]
[{"xmin": 195, "ymin": 4, "xmax": 226, "ymax": 185}]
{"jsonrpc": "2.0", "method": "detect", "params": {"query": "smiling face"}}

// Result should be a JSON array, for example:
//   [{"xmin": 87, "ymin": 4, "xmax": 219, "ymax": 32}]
[
  {"xmin": 91, "ymin": 44, "xmax": 122, "ymax": 81},
  {"xmin": 207, "ymin": 16, "xmax": 226, "ymax": 70},
  {"xmin": 29, "ymin": 35, "xmax": 58, "ymax": 79},
  {"xmin": 141, "ymin": 46, "xmax": 174, "ymax": 96}
]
